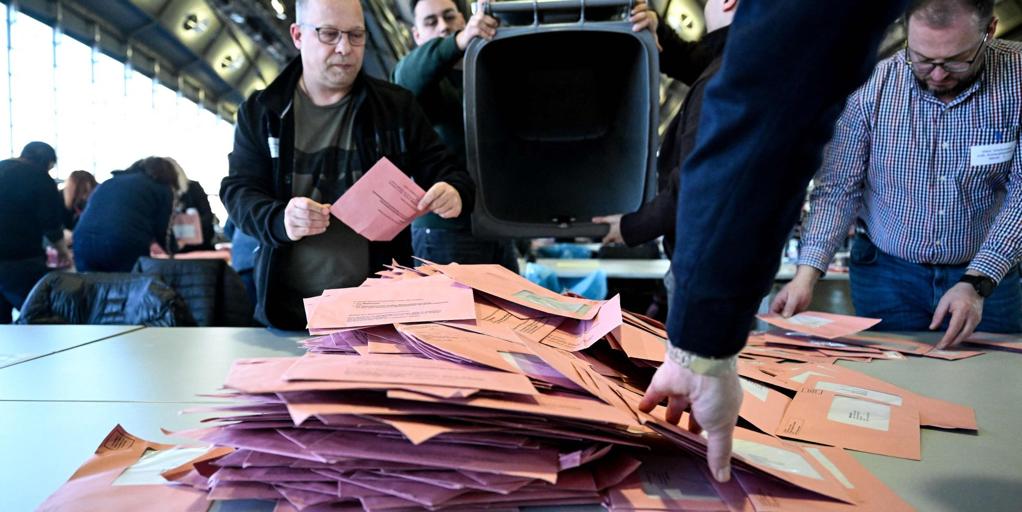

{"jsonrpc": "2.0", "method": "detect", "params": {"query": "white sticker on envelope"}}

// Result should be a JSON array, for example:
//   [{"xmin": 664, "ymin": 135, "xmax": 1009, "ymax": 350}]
[{"xmin": 827, "ymin": 395, "xmax": 891, "ymax": 432}]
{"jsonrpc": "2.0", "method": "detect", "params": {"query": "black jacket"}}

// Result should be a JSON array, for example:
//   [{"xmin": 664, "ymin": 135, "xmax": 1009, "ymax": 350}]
[
  {"xmin": 220, "ymin": 58, "xmax": 475, "ymax": 328},
  {"xmin": 0, "ymin": 158, "xmax": 65, "ymax": 261},
  {"xmin": 17, "ymin": 272, "xmax": 194, "ymax": 326},
  {"xmin": 133, "ymin": 257, "xmax": 254, "ymax": 327},
  {"xmin": 620, "ymin": 27, "xmax": 728, "ymax": 255}
]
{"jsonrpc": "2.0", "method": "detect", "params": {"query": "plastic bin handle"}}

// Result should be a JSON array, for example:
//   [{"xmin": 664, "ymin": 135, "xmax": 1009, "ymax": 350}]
[{"xmin": 485, "ymin": 0, "xmax": 635, "ymax": 25}]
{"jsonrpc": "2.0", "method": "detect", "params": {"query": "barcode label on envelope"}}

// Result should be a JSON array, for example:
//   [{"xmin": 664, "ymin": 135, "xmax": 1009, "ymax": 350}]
[{"xmin": 827, "ymin": 395, "xmax": 890, "ymax": 431}]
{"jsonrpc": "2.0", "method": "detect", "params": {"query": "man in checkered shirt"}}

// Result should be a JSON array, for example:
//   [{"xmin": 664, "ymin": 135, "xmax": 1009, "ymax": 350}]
[{"xmin": 773, "ymin": 0, "xmax": 1022, "ymax": 349}]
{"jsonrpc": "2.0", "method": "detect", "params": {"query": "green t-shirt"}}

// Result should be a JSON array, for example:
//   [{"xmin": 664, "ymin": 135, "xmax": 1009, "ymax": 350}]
[{"xmin": 271, "ymin": 87, "xmax": 370, "ymax": 326}]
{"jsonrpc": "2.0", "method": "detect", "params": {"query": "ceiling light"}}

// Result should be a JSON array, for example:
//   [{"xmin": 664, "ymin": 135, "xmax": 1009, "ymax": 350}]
[
  {"xmin": 270, "ymin": 0, "xmax": 288, "ymax": 20},
  {"xmin": 182, "ymin": 13, "xmax": 210, "ymax": 34},
  {"xmin": 219, "ymin": 54, "xmax": 245, "ymax": 72}
]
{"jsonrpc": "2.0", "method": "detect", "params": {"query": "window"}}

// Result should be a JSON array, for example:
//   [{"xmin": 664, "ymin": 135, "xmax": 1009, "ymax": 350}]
[
  {"xmin": 0, "ymin": 4, "xmax": 11, "ymax": 159},
  {"xmin": 8, "ymin": 10, "xmax": 56, "ymax": 164},
  {"xmin": 54, "ymin": 32, "xmax": 94, "ymax": 179},
  {"xmin": 91, "ymin": 51, "xmax": 127, "ymax": 180},
  {"xmin": 3, "ymin": 8, "xmax": 236, "ymax": 225}
]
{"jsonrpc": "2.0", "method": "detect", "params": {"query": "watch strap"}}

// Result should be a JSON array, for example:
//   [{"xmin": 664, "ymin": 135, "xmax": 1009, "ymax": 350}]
[{"xmin": 666, "ymin": 346, "xmax": 738, "ymax": 377}]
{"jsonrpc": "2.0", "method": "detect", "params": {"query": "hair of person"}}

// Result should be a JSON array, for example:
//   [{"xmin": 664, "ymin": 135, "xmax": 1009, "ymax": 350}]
[
  {"xmin": 19, "ymin": 141, "xmax": 57, "ymax": 168},
  {"xmin": 906, "ymin": 0, "xmax": 994, "ymax": 29},
  {"xmin": 165, "ymin": 157, "xmax": 190, "ymax": 197},
  {"xmin": 127, "ymin": 157, "xmax": 181, "ymax": 191},
  {"xmin": 65, "ymin": 170, "xmax": 98, "ymax": 209}
]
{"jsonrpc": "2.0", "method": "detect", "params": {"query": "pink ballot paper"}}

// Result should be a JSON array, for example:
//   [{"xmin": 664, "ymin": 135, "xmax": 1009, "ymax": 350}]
[
  {"xmin": 757, "ymin": 311, "xmax": 881, "ymax": 339},
  {"xmin": 331, "ymin": 157, "xmax": 426, "ymax": 241}
]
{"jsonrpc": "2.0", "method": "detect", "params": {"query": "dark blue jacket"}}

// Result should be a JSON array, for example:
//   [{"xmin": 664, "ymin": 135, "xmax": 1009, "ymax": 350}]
[
  {"xmin": 0, "ymin": 158, "xmax": 64, "ymax": 261},
  {"xmin": 668, "ymin": 0, "xmax": 908, "ymax": 357},
  {"xmin": 74, "ymin": 169, "xmax": 174, "ymax": 254}
]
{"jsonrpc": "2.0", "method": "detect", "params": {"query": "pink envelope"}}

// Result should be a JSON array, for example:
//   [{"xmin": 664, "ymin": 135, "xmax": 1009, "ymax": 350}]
[
  {"xmin": 776, "ymin": 384, "xmax": 921, "ymax": 460},
  {"xmin": 738, "ymin": 376, "xmax": 792, "ymax": 436},
  {"xmin": 540, "ymin": 294, "xmax": 623, "ymax": 351},
  {"xmin": 305, "ymin": 275, "xmax": 476, "ymax": 329},
  {"xmin": 330, "ymin": 156, "xmax": 426, "ymax": 241},
  {"xmin": 734, "ymin": 445, "xmax": 914, "ymax": 512},
  {"xmin": 434, "ymin": 263, "xmax": 602, "ymax": 320},
  {"xmin": 769, "ymin": 362, "xmax": 977, "ymax": 430},
  {"xmin": 282, "ymin": 353, "xmax": 539, "ymax": 396},
  {"xmin": 37, "ymin": 426, "xmax": 211, "ymax": 512},
  {"xmin": 757, "ymin": 312, "xmax": 881, "ymax": 339},
  {"xmin": 604, "ymin": 454, "xmax": 729, "ymax": 511},
  {"xmin": 965, "ymin": 331, "xmax": 1022, "ymax": 352}
]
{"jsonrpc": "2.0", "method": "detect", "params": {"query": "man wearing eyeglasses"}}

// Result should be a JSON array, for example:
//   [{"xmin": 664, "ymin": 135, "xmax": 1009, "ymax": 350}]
[
  {"xmin": 221, "ymin": 0, "xmax": 475, "ymax": 330},
  {"xmin": 773, "ymin": 0, "xmax": 1022, "ymax": 348}
]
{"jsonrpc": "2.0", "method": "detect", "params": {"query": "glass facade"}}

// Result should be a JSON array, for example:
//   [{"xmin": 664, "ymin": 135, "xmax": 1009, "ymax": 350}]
[{"xmin": 1, "ymin": 5, "xmax": 234, "ymax": 222}]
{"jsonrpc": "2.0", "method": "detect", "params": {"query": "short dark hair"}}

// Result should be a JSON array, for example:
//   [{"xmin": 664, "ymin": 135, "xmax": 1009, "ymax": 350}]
[
  {"xmin": 907, "ymin": 0, "xmax": 995, "ymax": 29},
  {"xmin": 20, "ymin": 141, "xmax": 57, "ymax": 168},
  {"xmin": 127, "ymin": 157, "xmax": 181, "ymax": 192}
]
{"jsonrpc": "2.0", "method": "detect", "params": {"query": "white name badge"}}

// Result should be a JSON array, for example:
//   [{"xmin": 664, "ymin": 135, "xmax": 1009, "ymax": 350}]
[
  {"xmin": 267, "ymin": 136, "xmax": 280, "ymax": 159},
  {"xmin": 970, "ymin": 140, "xmax": 1016, "ymax": 166}
]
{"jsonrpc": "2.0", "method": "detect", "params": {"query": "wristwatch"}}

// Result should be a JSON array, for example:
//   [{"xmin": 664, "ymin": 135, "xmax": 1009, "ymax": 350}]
[
  {"xmin": 958, "ymin": 274, "xmax": 996, "ymax": 298},
  {"xmin": 666, "ymin": 346, "xmax": 737, "ymax": 377}
]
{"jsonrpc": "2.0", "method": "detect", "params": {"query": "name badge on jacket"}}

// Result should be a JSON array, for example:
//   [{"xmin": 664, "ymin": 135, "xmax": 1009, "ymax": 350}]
[
  {"xmin": 970, "ymin": 140, "xmax": 1016, "ymax": 166},
  {"xmin": 267, "ymin": 137, "xmax": 280, "ymax": 159}
]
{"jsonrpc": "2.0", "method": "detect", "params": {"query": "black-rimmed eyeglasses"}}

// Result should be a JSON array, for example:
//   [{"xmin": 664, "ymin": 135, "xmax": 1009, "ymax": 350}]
[
  {"xmin": 300, "ymin": 24, "xmax": 367, "ymax": 46},
  {"xmin": 905, "ymin": 33, "xmax": 988, "ymax": 74}
]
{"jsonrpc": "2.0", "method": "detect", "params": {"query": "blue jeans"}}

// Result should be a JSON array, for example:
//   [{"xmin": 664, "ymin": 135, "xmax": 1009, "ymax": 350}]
[
  {"xmin": 412, "ymin": 227, "xmax": 519, "ymax": 273},
  {"xmin": 849, "ymin": 236, "xmax": 1022, "ymax": 333}
]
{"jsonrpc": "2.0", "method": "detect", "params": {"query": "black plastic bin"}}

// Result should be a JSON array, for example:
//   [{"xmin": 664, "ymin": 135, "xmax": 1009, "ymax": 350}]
[{"xmin": 464, "ymin": 0, "xmax": 659, "ymax": 239}]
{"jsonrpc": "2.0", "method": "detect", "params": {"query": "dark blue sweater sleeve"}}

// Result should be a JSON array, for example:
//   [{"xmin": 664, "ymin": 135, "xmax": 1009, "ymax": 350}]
[{"xmin": 668, "ymin": 0, "xmax": 907, "ymax": 357}]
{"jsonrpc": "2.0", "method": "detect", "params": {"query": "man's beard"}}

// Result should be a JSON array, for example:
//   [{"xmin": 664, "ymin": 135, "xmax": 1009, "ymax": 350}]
[{"xmin": 916, "ymin": 65, "xmax": 983, "ymax": 98}]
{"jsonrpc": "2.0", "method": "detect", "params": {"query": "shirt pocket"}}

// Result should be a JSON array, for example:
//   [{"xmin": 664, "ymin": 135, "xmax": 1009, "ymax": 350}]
[{"xmin": 961, "ymin": 125, "xmax": 1016, "ymax": 193}]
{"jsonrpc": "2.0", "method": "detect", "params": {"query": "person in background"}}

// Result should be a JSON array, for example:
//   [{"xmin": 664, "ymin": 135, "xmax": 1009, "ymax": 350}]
[
  {"xmin": 73, "ymin": 157, "xmax": 181, "ymax": 272},
  {"xmin": 392, "ymin": 0, "xmax": 513, "ymax": 271},
  {"xmin": 220, "ymin": 0, "xmax": 474, "ymax": 330},
  {"xmin": 170, "ymin": 161, "xmax": 217, "ymax": 253},
  {"xmin": 393, "ymin": 0, "xmax": 660, "ymax": 271},
  {"xmin": 224, "ymin": 219, "xmax": 259, "ymax": 309},
  {"xmin": 592, "ymin": 0, "xmax": 738, "ymax": 313},
  {"xmin": 637, "ymin": 0, "xmax": 907, "ymax": 483},
  {"xmin": 61, "ymin": 170, "xmax": 98, "ymax": 231},
  {"xmin": 0, "ymin": 141, "xmax": 69, "ymax": 323},
  {"xmin": 772, "ymin": 0, "xmax": 1022, "ymax": 349}
]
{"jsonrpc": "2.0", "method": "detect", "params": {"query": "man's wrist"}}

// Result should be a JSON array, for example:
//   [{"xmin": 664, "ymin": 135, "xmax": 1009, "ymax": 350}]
[
  {"xmin": 666, "ymin": 346, "xmax": 738, "ymax": 377},
  {"xmin": 454, "ymin": 30, "xmax": 470, "ymax": 51},
  {"xmin": 958, "ymin": 272, "xmax": 996, "ymax": 298},
  {"xmin": 794, "ymin": 264, "xmax": 823, "ymax": 284}
]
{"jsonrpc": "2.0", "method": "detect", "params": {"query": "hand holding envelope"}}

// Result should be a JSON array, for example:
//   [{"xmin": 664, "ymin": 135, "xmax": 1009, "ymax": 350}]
[
  {"xmin": 417, "ymin": 181, "xmax": 462, "ymax": 218},
  {"xmin": 329, "ymin": 157, "xmax": 464, "ymax": 241},
  {"xmin": 330, "ymin": 157, "xmax": 427, "ymax": 242}
]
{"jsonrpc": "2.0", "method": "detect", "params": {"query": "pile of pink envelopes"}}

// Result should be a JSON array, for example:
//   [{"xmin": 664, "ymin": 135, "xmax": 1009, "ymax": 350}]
[{"xmin": 41, "ymin": 263, "xmax": 994, "ymax": 511}]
